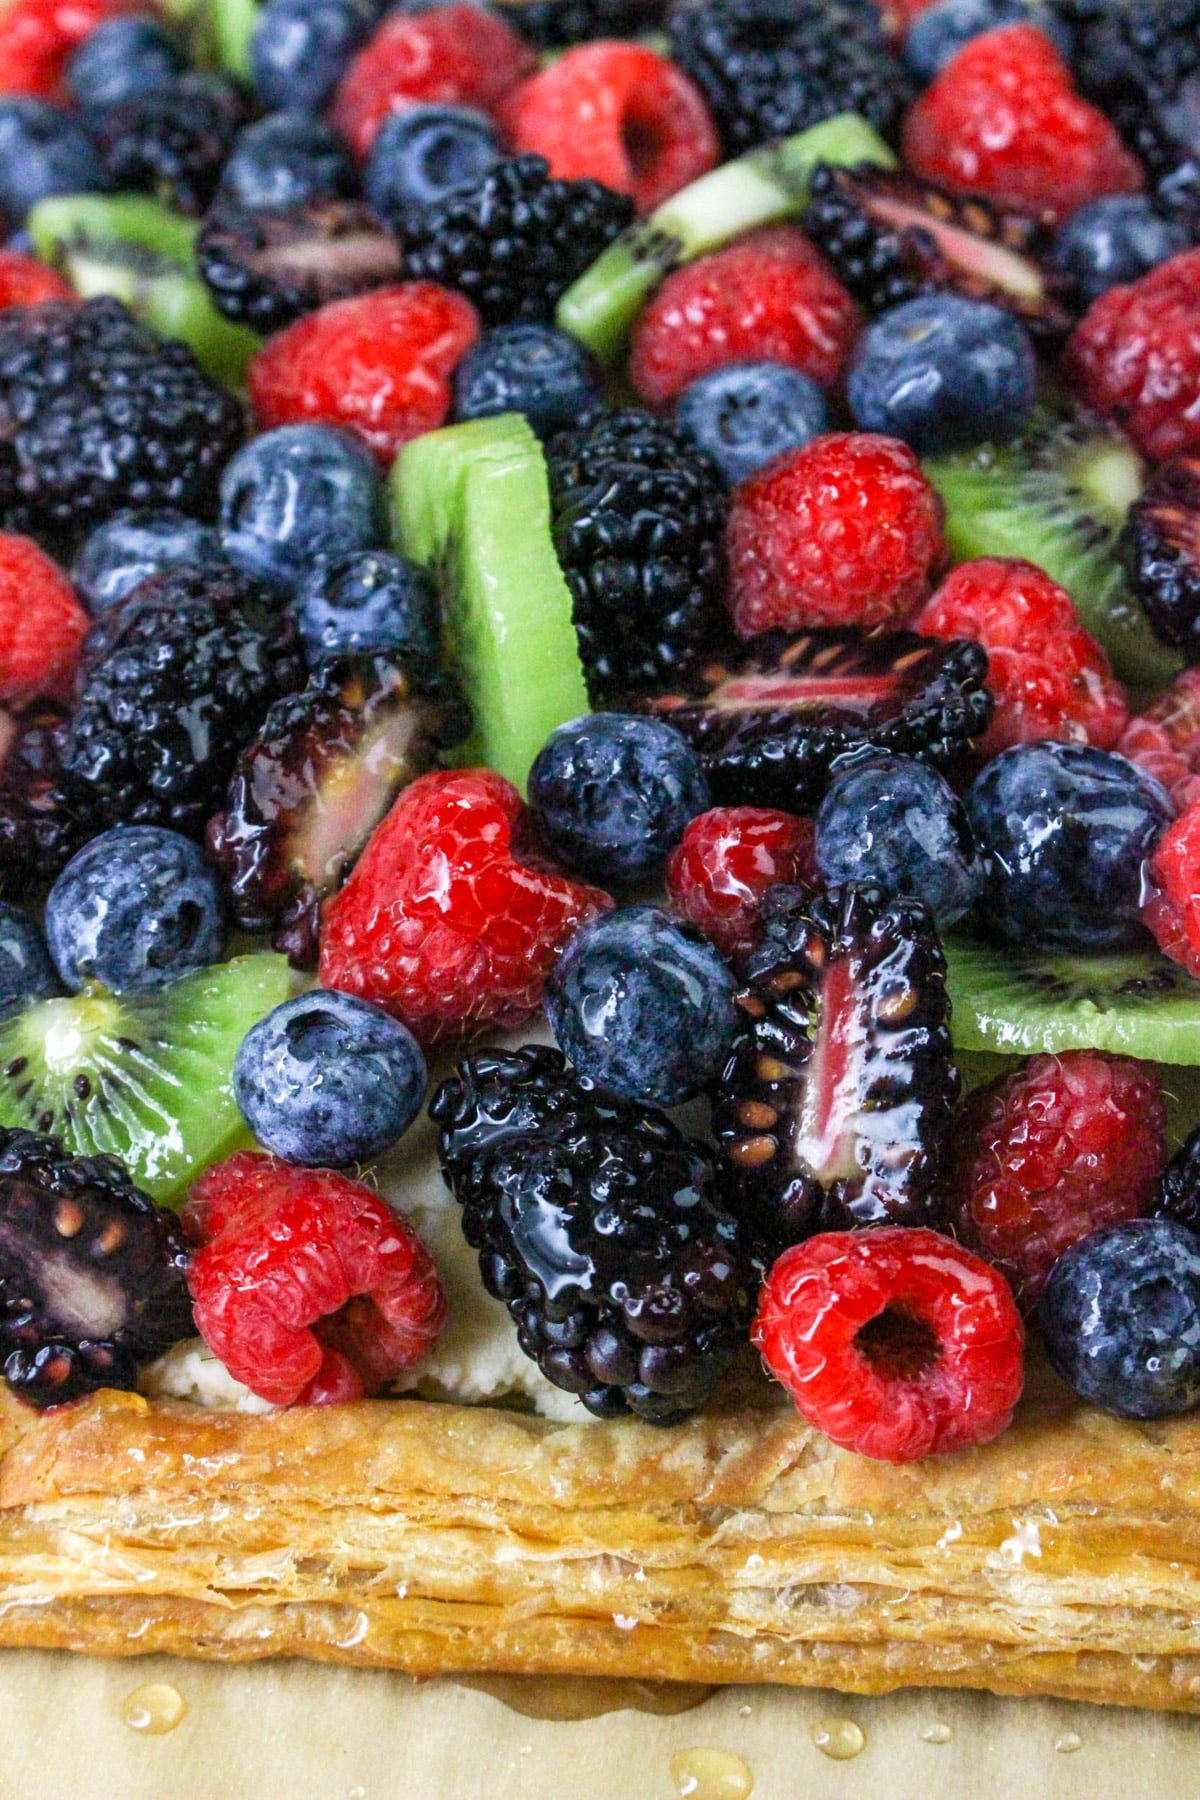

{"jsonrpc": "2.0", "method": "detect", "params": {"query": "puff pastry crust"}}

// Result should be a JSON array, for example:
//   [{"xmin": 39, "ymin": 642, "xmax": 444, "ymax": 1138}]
[{"xmin": 0, "ymin": 1359, "xmax": 1198, "ymax": 1712}]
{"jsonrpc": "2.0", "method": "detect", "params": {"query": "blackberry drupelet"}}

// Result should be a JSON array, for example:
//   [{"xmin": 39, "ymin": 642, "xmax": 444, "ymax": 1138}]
[
  {"xmin": 501, "ymin": 0, "xmax": 667, "ymax": 47},
  {"xmin": 1150, "ymin": 1125, "xmax": 1200, "ymax": 1234},
  {"xmin": 431, "ymin": 1044, "xmax": 759, "ymax": 1425},
  {"xmin": 61, "ymin": 566, "xmax": 304, "ymax": 839},
  {"xmin": 0, "ymin": 701, "xmax": 80, "ymax": 898},
  {"xmin": 86, "ymin": 72, "xmax": 247, "ymax": 216},
  {"xmin": 402, "ymin": 155, "xmax": 634, "ymax": 328},
  {"xmin": 667, "ymin": 0, "xmax": 910, "ymax": 156},
  {"xmin": 197, "ymin": 201, "xmax": 404, "ymax": 336},
  {"xmin": 0, "ymin": 1127, "xmax": 192, "ymax": 1407},
  {"xmin": 0, "ymin": 299, "xmax": 244, "ymax": 539},
  {"xmin": 546, "ymin": 408, "xmax": 729, "ymax": 699},
  {"xmin": 1123, "ymin": 452, "xmax": 1200, "ymax": 657},
  {"xmin": 713, "ymin": 883, "xmax": 958, "ymax": 1252}
]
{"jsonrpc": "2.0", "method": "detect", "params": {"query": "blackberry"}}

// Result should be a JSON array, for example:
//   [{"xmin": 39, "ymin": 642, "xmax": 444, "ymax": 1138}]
[
  {"xmin": 0, "ymin": 1127, "xmax": 192, "ymax": 1407},
  {"xmin": 207, "ymin": 651, "xmax": 470, "ymax": 968},
  {"xmin": 1123, "ymin": 452, "xmax": 1200, "ymax": 657},
  {"xmin": 649, "ymin": 628, "xmax": 992, "ymax": 811},
  {"xmin": 86, "ymin": 73, "xmax": 247, "ymax": 216},
  {"xmin": 61, "ymin": 566, "xmax": 304, "ymax": 839},
  {"xmin": 501, "ymin": 0, "xmax": 667, "ymax": 47},
  {"xmin": 667, "ymin": 0, "xmax": 910, "ymax": 157},
  {"xmin": 402, "ymin": 155, "xmax": 634, "ymax": 328},
  {"xmin": 0, "ymin": 298, "xmax": 244, "ymax": 539},
  {"xmin": 713, "ymin": 884, "xmax": 958, "ymax": 1252},
  {"xmin": 0, "ymin": 701, "xmax": 81, "ymax": 898},
  {"xmin": 547, "ymin": 408, "xmax": 730, "ymax": 699},
  {"xmin": 1150, "ymin": 1126, "xmax": 1200, "ymax": 1235},
  {"xmin": 197, "ymin": 200, "xmax": 404, "ymax": 336},
  {"xmin": 431, "ymin": 1044, "xmax": 759, "ymax": 1425}
]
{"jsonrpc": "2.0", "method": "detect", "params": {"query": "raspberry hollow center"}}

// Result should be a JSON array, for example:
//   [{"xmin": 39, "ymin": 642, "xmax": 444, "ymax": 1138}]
[{"xmin": 855, "ymin": 1305, "xmax": 941, "ymax": 1381}]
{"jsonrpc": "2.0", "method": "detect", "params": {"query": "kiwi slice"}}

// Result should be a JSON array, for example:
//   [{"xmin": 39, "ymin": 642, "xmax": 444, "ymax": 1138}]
[
  {"xmin": 0, "ymin": 953, "xmax": 289, "ymax": 1205},
  {"xmin": 190, "ymin": 0, "xmax": 260, "ymax": 78},
  {"xmin": 28, "ymin": 194, "xmax": 260, "ymax": 388},
  {"xmin": 556, "ymin": 111, "xmax": 896, "ymax": 364},
  {"xmin": 923, "ymin": 410, "xmax": 1177, "ymax": 692},
  {"xmin": 391, "ymin": 412, "xmax": 590, "ymax": 789}
]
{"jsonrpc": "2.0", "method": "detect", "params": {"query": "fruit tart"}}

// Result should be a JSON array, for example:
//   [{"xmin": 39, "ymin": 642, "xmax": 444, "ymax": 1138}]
[{"xmin": 3, "ymin": 0, "xmax": 1200, "ymax": 1719}]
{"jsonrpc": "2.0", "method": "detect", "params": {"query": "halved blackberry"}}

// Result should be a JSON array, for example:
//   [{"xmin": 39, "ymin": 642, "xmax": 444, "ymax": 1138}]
[
  {"xmin": 648, "ymin": 628, "xmax": 992, "ymax": 811},
  {"xmin": 502, "ymin": 0, "xmax": 666, "ymax": 45},
  {"xmin": 1123, "ymin": 452, "xmax": 1200, "ymax": 657},
  {"xmin": 87, "ymin": 73, "xmax": 247, "ymax": 217},
  {"xmin": 0, "ymin": 1127, "xmax": 192, "ymax": 1407},
  {"xmin": 431, "ymin": 1044, "xmax": 759, "ymax": 1425},
  {"xmin": 804, "ymin": 164, "xmax": 1073, "ymax": 336},
  {"xmin": 547, "ymin": 408, "xmax": 730, "ymax": 699},
  {"xmin": 713, "ymin": 884, "xmax": 957, "ymax": 1252},
  {"xmin": 197, "ymin": 201, "xmax": 405, "ymax": 336},
  {"xmin": 207, "ymin": 651, "xmax": 470, "ymax": 968},
  {"xmin": 1150, "ymin": 1125, "xmax": 1200, "ymax": 1234},
  {"xmin": 0, "ymin": 701, "xmax": 80, "ymax": 898}
]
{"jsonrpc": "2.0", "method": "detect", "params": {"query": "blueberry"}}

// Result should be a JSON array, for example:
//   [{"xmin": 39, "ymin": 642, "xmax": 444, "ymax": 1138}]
[
  {"xmin": 452, "ymin": 324, "xmax": 601, "ymax": 441},
  {"xmin": 529, "ymin": 715, "xmax": 710, "ymax": 886},
  {"xmin": 249, "ymin": 0, "xmax": 377, "ymax": 112},
  {"xmin": 0, "ymin": 904, "xmax": 60, "ymax": 1016},
  {"xmin": 966, "ymin": 741, "xmax": 1172, "ymax": 955},
  {"xmin": 904, "ymin": 0, "xmax": 1070, "ymax": 78},
  {"xmin": 66, "ymin": 16, "xmax": 188, "ymax": 109},
  {"xmin": 0, "ymin": 100, "xmax": 106, "ymax": 224},
  {"xmin": 45, "ymin": 826, "xmax": 226, "ymax": 994},
  {"xmin": 1049, "ymin": 196, "xmax": 1190, "ymax": 307},
  {"xmin": 847, "ymin": 294, "xmax": 1038, "ymax": 455},
  {"xmin": 220, "ymin": 425, "xmax": 385, "ymax": 595},
  {"xmin": 233, "ymin": 988, "xmax": 427, "ymax": 1166},
  {"xmin": 815, "ymin": 752, "xmax": 981, "ymax": 929},
  {"xmin": 365, "ymin": 104, "xmax": 501, "ymax": 228},
  {"xmin": 1039, "ymin": 1219, "xmax": 1200, "ymax": 1419},
  {"xmin": 295, "ymin": 549, "xmax": 441, "ymax": 666},
  {"xmin": 72, "ymin": 508, "xmax": 226, "ymax": 613},
  {"xmin": 545, "ymin": 907, "xmax": 739, "ymax": 1108},
  {"xmin": 218, "ymin": 110, "xmax": 356, "ymax": 211},
  {"xmin": 675, "ymin": 361, "xmax": 829, "ymax": 487}
]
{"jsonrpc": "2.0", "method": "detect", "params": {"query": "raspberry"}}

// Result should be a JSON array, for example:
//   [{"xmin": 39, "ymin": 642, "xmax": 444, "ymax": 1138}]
[
  {"xmin": 753, "ymin": 1226, "xmax": 1025, "ymax": 1462},
  {"xmin": 0, "ymin": 0, "xmax": 147, "ymax": 98},
  {"xmin": 499, "ymin": 42, "xmax": 718, "ymax": 215},
  {"xmin": 948, "ymin": 1052, "xmax": 1167, "ymax": 1311},
  {"xmin": 0, "ymin": 533, "xmax": 88, "ymax": 704},
  {"xmin": 250, "ymin": 285, "xmax": 479, "ymax": 465},
  {"xmin": 725, "ymin": 432, "xmax": 945, "ymax": 637},
  {"xmin": 1142, "ymin": 800, "xmax": 1200, "ymax": 977},
  {"xmin": 902, "ymin": 24, "xmax": 1143, "ymax": 224},
  {"xmin": 915, "ymin": 557, "xmax": 1129, "ymax": 759},
  {"xmin": 185, "ymin": 1151, "xmax": 446, "ymax": 1408},
  {"xmin": 1066, "ymin": 250, "xmax": 1200, "ymax": 464},
  {"xmin": 319, "ymin": 768, "xmax": 612, "ymax": 1044},
  {"xmin": 628, "ymin": 226, "xmax": 859, "ymax": 407},
  {"xmin": 331, "ymin": 5, "xmax": 536, "ymax": 159},
  {"xmin": 665, "ymin": 806, "xmax": 815, "ymax": 963},
  {"xmin": 1120, "ymin": 667, "xmax": 1200, "ymax": 814},
  {"xmin": 0, "ymin": 249, "xmax": 71, "ymax": 307}
]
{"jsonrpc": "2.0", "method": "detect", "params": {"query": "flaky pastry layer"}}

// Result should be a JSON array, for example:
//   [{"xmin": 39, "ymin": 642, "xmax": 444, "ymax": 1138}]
[{"xmin": 0, "ymin": 1363, "xmax": 1198, "ymax": 1710}]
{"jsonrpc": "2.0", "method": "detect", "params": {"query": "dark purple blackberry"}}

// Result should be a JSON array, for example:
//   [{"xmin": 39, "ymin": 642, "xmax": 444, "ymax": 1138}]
[
  {"xmin": 1150, "ymin": 1125, "xmax": 1200, "ymax": 1234},
  {"xmin": 431, "ymin": 1044, "xmax": 759, "ymax": 1425},
  {"xmin": 803, "ymin": 164, "xmax": 1073, "ymax": 338},
  {"xmin": 502, "ymin": 0, "xmax": 666, "ymax": 46},
  {"xmin": 207, "ymin": 651, "xmax": 469, "ymax": 968},
  {"xmin": 1123, "ymin": 451, "xmax": 1200, "ymax": 657},
  {"xmin": 713, "ymin": 884, "xmax": 957, "ymax": 1253},
  {"xmin": 547, "ymin": 408, "xmax": 730, "ymax": 700},
  {"xmin": 61, "ymin": 566, "xmax": 304, "ymax": 839},
  {"xmin": 0, "ymin": 298, "xmax": 244, "ymax": 540},
  {"xmin": 0, "ymin": 701, "xmax": 81, "ymax": 898},
  {"xmin": 86, "ymin": 72, "xmax": 248, "ymax": 216},
  {"xmin": 0, "ymin": 1127, "xmax": 192, "ymax": 1407},
  {"xmin": 401, "ymin": 155, "xmax": 634, "ymax": 327},
  {"xmin": 667, "ymin": 0, "xmax": 910, "ymax": 156},
  {"xmin": 197, "ymin": 200, "xmax": 404, "ymax": 336},
  {"xmin": 649, "ymin": 628, "xmax": 992, "ymax": 811}
]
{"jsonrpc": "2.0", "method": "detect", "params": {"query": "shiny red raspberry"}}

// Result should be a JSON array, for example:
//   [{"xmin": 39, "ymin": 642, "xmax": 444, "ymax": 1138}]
[
  {"xmin": 665, "ymin": 805, "xmax": 815, "ymax": 964},
  {"xmin": 0, "ymin": 0, "xmax": 148, "ymax": 97},
  {"xmin": 753, "ymin": 1226, "xmax": 1024, "ymax": 1462},
  {"xmin": 915, "ymin": 557, "xmax": 1128, "ymax": 758},
  {"xmin": 0, "ymin": 249, "xmax": 71, "ymax": 306},
  {"xmin": 1066, "ymin": 250, "xmax": 1200, "ymax": 464},
  {"xmin": 726, "ymin": 432, "xmax": 945, "ymax": 637},
  {"xmin": 185, "ymin": 1152, "xmax": 446, "ymax": 1408},
  {"xmin": 250, "ymin": 284, "xmax": 478, "ymax": 464},
  {"xmin": 331, "ymin": 4, "xmax": 536, "ymax": 159},
  {"xmin": 1143, "ymin": 800, "xmax": 1200, "ymax": 977},
  {"xmin": 948, "ymin": 1052, "xmax": 1167, "ymax": 1310},
  {"xmin": 1120, "ymin": 668, "xmax": 1200, "ymax": 814},
  {"xmin": 320, "ymin": 767, "xmax": 612, "ymax": 1044},
  {"xmin": 0, "ymin": 533, "xmax": 88, "ymax": 704},
  {"xmin": 499, "ymin": 42, "xmax": 718, "ymax": 215},
  {"xmin": 902, "ymin": 25, "xmax": 1143, "ymax": 224},
  {"xmin": 629, "ymin": 225, "xmax": 858, "ymax": 406}
]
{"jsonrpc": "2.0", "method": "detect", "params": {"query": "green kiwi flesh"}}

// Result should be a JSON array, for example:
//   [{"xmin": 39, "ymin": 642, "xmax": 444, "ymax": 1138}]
[
  {"xmin": 189, "ymin": 0, "xmax": 260, "ymax": 78},
  {"xmin": 0, "ymin": 954, "xmax": 289, "ymax": 1204}
]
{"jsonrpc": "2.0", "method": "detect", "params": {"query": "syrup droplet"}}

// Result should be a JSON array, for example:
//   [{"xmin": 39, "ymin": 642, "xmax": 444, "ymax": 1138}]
[
  {"xmin": 454, "ymin": 1675, "xmax": 714, "ymax": 1720},
  {"xmin": 737, "ymin": 1702, "xmax": 753, "ymax": 1718},
  {"xmin": 120, "ymin": 1682, "xmax": 186, "ymax": 1736},
  {"xmin": 921, "ymin": 1721, "xmax": 953, "ymax": 1744},
  {"xmin": 812, "ymin": 1717, "xmax": 866, "ymax": 1760},
  {"xmin": 1055, "ymin": 1732, "xmax": 1083, "ymax": 1755},
  {"xmin": 669, "ymin": 1747, "xmax": 754, "ymax": 1799}
]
